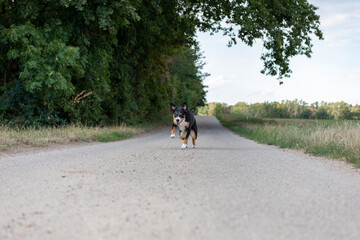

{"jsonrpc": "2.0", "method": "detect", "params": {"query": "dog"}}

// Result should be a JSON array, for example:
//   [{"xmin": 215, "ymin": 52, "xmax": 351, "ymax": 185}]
[{"xmin": 170, "ymin": 102, "xmax": 197, "ymax": 149}]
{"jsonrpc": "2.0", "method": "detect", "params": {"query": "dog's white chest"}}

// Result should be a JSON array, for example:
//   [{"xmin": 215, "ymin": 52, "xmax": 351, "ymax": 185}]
[{"xmin": 178, "ymin": 121, "xmax": 187, "ymax": 131}]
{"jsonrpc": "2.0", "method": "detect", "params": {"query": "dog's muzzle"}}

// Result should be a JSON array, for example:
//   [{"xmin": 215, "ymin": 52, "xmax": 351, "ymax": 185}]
[{"xmin": 176, "ymin": 117, "xmax": 182, "ymax": 125}]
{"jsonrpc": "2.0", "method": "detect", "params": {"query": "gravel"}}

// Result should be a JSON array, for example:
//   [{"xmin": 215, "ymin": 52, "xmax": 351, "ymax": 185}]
[{"xmin": 1, "ymin": 116, "xmax": 360, "ymax": 240}]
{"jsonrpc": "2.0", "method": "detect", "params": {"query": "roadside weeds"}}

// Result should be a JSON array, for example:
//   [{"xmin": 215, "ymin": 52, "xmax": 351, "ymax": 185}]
[
  {"xmin": 218, "ymin": 113, "xmax": 360, "ymax": 168},
  {"xmin": 0, "ymin": 120, "xmax": 168, "ymax": 152}
]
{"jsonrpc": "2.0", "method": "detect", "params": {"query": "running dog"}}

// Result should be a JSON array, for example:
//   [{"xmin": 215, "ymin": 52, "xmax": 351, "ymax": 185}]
[{"xmin": 170, "ymin": 102, "xmax": 197, "ymax": 149}]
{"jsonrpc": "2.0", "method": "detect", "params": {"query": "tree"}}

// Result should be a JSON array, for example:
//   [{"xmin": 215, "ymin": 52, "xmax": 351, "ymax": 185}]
[
  {"xmin": 350, "ymin": 105, "xmax": 360, "ymax": 120},
  {"xmin": 167, "ymin": 44, "xmax": 208, "ymax": 111},
  {"xmin": 0, "ymin": 0, "xmax": 323, "ymax": 125},
  {"xmin": 231, "ymin": 102, "xmax": 249, "ymax": 116},
  {"xmin": 188, "ymin": 0, "xmax": 323, "ymax": 81},
  {"xmin": 330, "ymin": 101, "xmax": 351, "ymax": 120},
  {"xmin": 300, "ymin": 108, "xmax": 312, "ymax": 119},
  {"xmin": 316, "ymin": 107, "xmax": 330, "ymax": 119}
]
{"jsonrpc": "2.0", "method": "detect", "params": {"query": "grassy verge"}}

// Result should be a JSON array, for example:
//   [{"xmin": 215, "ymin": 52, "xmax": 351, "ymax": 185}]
[
  {"xmin": 218, "ymin": 113, "xmax": 360, "ymax": 167},
  {"xmin": 0, "ymin": 119, "xmax": 169, "ymax": 151}
]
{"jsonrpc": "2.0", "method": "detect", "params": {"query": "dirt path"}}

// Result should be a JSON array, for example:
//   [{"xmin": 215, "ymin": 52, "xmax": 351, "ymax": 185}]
[{"xmin": 1, "ymin": 116, "xmax": 360, "ymax": 240}]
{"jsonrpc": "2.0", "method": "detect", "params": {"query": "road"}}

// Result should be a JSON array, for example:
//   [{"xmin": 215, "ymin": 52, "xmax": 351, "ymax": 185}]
[{"xmin": 1, "ymin": 116, "xmax": 360, "ymax": 240}]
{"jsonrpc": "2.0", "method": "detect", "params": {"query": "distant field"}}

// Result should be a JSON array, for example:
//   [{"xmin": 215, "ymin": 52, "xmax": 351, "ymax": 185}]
[{"xmin": 218, "ymin": 113, "xmax": 360, "ymax": 167}]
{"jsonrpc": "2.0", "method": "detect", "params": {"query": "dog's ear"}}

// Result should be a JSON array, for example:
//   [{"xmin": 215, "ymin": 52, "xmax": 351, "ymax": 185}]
[
  {"xmin": 170, "ymin": 103, "xmax": 176, "ymax": 112},
  {"xmin": 182, "ymin": 102, "xmax": 188, "ymax": 111}
]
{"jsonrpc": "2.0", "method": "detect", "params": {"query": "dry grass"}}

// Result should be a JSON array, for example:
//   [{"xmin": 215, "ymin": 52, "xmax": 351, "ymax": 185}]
[
  {"xmin": 219, "ymin": 114, "xmax": 360, "ymax": 167},
  {"xmin": 0, "ymin": 124, "xmax": 144, "ymax": 151}
]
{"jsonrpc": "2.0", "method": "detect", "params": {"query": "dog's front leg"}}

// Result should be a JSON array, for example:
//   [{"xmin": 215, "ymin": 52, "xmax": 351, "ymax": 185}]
[
  {"xmin": 181, "ymin": 126, "xmax": 191, "ymax": 149},
  {"xmin": 170, "ymin": 124, "xmax": 176, "ymax": 138},
  {"xmin": 181, "ymin": 139, "xmax": 188, "ymax": 149},
  {"xmin": 180, "ymin": 130, "xmax": 187, "ymax": 149},
  {"xmin": 179, "ymin": 130, "xmax": 184, "ymax": 140}
]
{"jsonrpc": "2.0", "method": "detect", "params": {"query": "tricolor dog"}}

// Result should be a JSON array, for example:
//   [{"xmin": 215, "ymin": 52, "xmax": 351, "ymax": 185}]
[{"xmin": 170, "ymin": 102, "xmax": 197, "ymax": 149}]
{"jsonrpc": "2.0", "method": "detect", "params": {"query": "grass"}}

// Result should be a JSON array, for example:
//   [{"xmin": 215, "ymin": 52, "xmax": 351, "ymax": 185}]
[
  {"xmin": 218, "ymin": 113, "xmax": 360, "ymax": 167},
  {"xmin": 94, "ymin": 130, "xmax": 133, "ymax": 143},
  {"xmin": 0, "ymin": 118, "xmax": 170, "ymax": 151}
]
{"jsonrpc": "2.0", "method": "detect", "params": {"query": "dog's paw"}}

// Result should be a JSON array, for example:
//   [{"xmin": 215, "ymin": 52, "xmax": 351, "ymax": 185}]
[
  {"xmin": 192, "ymin": 145, "xmax": 196, "ymax": 148},
  {"xmin": 170, "ymin": 134, "xmax": 175, "ymax": 138},
  {"xmin": 181, "ymin": 144, "xmax": 187, "ymax": 149}
]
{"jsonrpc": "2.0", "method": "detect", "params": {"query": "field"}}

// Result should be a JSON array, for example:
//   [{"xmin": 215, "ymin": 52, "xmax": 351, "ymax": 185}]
[
  {"xmin": 0, "ymin": 125, "xmax": 143, "ymax": 151},
  {"xmin": 218, "ymin": 113, "xmax": 360, "ymax": 167},
  {"xmin": 0, "ymin": 118, "xmax": 171, "ymax": 152}
]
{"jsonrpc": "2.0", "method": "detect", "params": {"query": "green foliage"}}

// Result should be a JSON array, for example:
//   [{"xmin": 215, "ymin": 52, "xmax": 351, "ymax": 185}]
[
  {"xmin": 198, "ymin": 102, "xmax": 230, "ymax": 116},
  {"xmin": 94, "ymin": 131, "xmax": 133, "ymax": 143},
  {"xmin": 167, "ymin": 44, "xmax": 207, "ymax": 112},
  {"xmin": 300, "ymin": 108, "xmax": 312, "ymax": 119},
  {"xmin": 0, "ymin": 0, "xmax": 322, "ymax": 126},
  {"xmin": 202, "ymin": 0, "xmax": 323, "ymax": 81},
  {"xmin": 198, "ymin": 100, "xmax": 360, "ymax": 120},
  {"xmin": 316, "ymin": 107, "xmax": 330, "ymax": 120}
]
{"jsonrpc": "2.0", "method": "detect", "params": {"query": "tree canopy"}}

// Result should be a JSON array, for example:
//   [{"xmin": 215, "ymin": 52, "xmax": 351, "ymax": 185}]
[
  {"xmin": 0, "ymin": 0, "xmax": 322, "ymax": 126},
  {"xmin": 182, "ymin": 0, "xmax": 323, "ymax": 80}
]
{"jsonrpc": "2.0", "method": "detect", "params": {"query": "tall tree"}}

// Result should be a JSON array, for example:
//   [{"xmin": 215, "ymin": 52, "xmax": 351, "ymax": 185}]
[
  {"xmin": 0, "ymin": 0, "xmax": 323, "ymax": 125},
  {"xmin": 182, "ymin": 0, "xmax": 323, "ymax": 81}
]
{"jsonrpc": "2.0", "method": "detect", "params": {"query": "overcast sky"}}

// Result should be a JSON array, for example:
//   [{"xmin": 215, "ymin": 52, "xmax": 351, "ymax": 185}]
[{"xmin": 197, "ymin": 0, "xmax": 360, "ymax": 105}]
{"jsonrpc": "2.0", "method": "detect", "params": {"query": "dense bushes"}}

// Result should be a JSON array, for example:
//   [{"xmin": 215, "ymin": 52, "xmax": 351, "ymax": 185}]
[{"xmin": 0, "ymin": 0, "xmax": 204, "ymax": 126}]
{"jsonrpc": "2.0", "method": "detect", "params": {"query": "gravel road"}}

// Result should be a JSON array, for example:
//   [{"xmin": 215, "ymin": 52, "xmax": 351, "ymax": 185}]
[{"xmin": 1, "ymin": 116, "xmax": 360, "ymax": 240}]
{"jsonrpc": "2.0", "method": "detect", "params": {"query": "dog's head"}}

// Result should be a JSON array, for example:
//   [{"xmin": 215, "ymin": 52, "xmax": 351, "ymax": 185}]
[{"xmin": 170, "ymin": 102, "xmax": 189, "ymax": 126}]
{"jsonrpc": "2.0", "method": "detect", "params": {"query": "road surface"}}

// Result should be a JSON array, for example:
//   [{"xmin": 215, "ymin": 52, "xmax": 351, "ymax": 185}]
[{"xmin": 1, "ymin": 116, "xmax": 360, "ymax": 240}]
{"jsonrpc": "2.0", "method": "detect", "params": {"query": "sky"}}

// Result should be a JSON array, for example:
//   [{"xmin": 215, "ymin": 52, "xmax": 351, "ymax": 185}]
[{"xmin": 197, "ymin": 0, "xmax": 360, "ymax": 105}]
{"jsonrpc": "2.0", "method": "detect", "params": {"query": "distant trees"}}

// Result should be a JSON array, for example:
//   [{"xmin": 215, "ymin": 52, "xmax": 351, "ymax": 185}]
[
  {"xmin": 167, "ymin": 45, "xmax": 207, "ymax": 111},
  {"xmin": 199, "ymin": 100, "xmax": 360, "ymax": 120}
]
